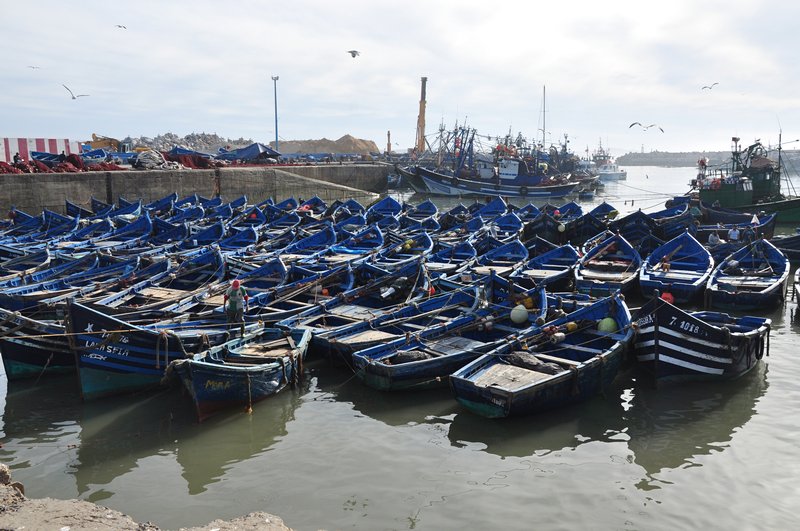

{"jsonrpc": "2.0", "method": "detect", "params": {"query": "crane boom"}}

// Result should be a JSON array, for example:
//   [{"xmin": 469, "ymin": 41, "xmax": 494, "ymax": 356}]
[{"xmin": 415, "ymin": 77, "xmax": 427, "ymax": 154}]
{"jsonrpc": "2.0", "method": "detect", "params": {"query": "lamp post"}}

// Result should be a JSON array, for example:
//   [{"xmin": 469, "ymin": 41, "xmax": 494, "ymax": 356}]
[{"xmin": 271, "ymin": 75, "xmax": 279, "ymax": 152}]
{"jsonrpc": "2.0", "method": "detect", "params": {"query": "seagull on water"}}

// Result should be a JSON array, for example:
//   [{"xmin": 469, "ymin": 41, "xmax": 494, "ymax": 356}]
[
  {"xmin": 701, "ymin": 82, "xmax": 719, "ymax": 90},
  {"xmin": 629, "ymin": 122, "xmax": 664, "ymax": 133},
  {"xmin": 347, "ymin": 50, "xmax": 360, "ymax": 58},
  {"xmin": 115, "ymin": 24, "xmax": 127, "ymax": 29},
  {"xmin": 62, "ymin": 84, "xmax": 89, "ymax": 99}
]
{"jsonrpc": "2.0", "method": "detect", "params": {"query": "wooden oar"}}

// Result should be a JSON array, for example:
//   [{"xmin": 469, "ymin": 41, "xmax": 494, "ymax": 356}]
[{"xmin": 653, "ymin": 243, "xmax": 683, "ymax": 270}]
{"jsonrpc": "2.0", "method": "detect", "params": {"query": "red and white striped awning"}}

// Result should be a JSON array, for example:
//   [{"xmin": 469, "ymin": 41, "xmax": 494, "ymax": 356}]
[{"xmin": 1, "ymin": 138, "xmax": 82, "ymax": 163}]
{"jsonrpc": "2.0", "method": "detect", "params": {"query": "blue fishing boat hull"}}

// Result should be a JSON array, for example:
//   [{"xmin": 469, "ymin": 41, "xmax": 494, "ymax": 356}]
[
  {"xmin": 67, "ymin": 301, "xmax": 233, "ymax": 400},
  {"xmin": 169, "ymin": 328, "xmax": 311, "ymax": 421},
  {"xmin": 638, "ymin": 232, "xmax": 713, "ymax": 304},
  {"xmin": 0, "ymin": 311, "xmax": 73, "ymax": 380},
  {"xmin": 417, "ymin": 167, "xmax": 578, "ymax": 198},
  {"xmin": 632, "ymin": 297, "xmax": 770, "ymax": 386},
  {"xmin": 449, "ymin": 294, "xmax": 633, "ymax": 418},
  {"xmin": 706, "ymin": 239, "xmax": 790, "ymax": 310}
]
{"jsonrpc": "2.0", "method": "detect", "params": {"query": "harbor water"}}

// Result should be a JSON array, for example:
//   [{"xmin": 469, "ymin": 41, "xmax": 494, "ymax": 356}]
[{"xmin": 1, "ymin": 167, "xmax": 799, "ymax": 530}]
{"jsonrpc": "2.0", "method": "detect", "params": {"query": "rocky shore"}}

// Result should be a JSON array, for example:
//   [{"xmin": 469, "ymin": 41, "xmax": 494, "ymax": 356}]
[{"xmin": 0, "ymin": 465, "xmax": 291, "ymax": 531}]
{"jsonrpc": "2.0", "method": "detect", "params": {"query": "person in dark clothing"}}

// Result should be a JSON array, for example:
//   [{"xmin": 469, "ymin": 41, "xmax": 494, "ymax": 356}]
[
  {"xmin": 12, "ymin": 153, "xmax": 21, "ymax": 164},
  {"xmin": 58, "ymin": 151, "xmax": 67, "ymax": 162}
]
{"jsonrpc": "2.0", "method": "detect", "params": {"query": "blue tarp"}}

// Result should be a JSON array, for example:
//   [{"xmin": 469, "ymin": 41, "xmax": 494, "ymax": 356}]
[
  {"xmin": 216, "ymin": 143, "xmax": 281, "ymax": 161},
  {"xmin": 168, "ymin": 146, "xmax": 213, "ymax": 159}
]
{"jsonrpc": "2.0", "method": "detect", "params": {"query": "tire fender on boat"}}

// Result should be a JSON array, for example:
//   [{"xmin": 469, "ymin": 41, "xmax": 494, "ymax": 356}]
[{"xmin": 520, "ymin": 186, "xmax": 529, "ymax": 197}]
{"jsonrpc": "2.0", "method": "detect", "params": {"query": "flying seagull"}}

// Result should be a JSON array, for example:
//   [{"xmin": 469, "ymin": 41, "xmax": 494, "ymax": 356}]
[
  {"xmin": 62, "ymin": 84, "xmax": 89, "ymax": 99},
  {"xmin": 629, "ymin": 122, "xmax": 664, "ymax": 132},
  {"xmin": 27, "ymin": 65, "xmax": 40, "ymax": 69},
  {"xmin": 115, "ymin": 24, "xmax": 127, "ymax": 29},
  {"xmin": 347, "ymin": 50, "xmax": 360, "ymax": 58},
  {"xmin": 701, "ymin": 82, "xmax": 719, "ymax": 90}
]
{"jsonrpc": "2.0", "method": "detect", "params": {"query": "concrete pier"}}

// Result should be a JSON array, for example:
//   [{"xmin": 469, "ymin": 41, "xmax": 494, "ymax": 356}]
[{"xmin": 0, "ymin": 164, "xmax": 390, "ymax": 215}]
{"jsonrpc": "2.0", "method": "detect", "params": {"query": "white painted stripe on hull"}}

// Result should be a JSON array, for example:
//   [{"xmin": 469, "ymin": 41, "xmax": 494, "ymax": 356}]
[
  {"xmin": 636, "ymin": 324, "xmax": 728, "ymax": 350},
  {"xmin": 636, "ymin": 353, "xmax": 725, "ymax": 374},
  {"xmin": 635, "ymin": 338, "xmax": 731, "ymax": 364}
]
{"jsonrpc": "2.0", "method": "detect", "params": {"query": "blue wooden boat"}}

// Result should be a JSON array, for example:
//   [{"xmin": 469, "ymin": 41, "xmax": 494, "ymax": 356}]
[
  {"xmin": 66, "ymin": 199, "xmax": 95, "ymax": 218},
  {"xmin": 706, "ymin": 238, "xmax": 790, "ymax": 310},
  {"xmin": 143, "ymin": 192, "xmax": 178, "ymax": 215},
  {"xmin": 699, "ymin": 200, "xmax": 769, "ymax": 225},
  {"xmin": 179, "ymin": 221, "xmax": 226, "ymax": 250},
  {"xmin": 167, "ymin": 204, "xmax": 205, "ymax": 223},
  {"xmin": 366, "ymin": 196, "xmax": 402, "ymax": 223},
  {"xmin": 521, "ymin": 211, "xmax": 566, "ymax": 244},
  {"xmin": 632, "ymin": 296, "xmax": 770, "ymax": 386},
  {"xmin": 488, "ymin": 212, "xmax": 524, "ymax": 241},
  {"xmin": 424, "ymin": 240, "xmax": 477, "ymax": 277},
  {"xmin": 563, "ymin": 213, "xmax": 609, "ymax": 247},
  {"xmin": 240, "ymin": 262, "xmax": 357, "ymax": 325},
  {"xmin": 638, "ymin": 231, "xmax": 714, "ymax": 304},
  {"xmin": 772, "ymin": 232, "xmax": 800, "ymax": 262},
  {"xmin": 513, "ymin": 203, "xmax": 541, "ymax": 222},
  {"xmin": 0, "ymin": 256, "xmax": 142, "ymax": 312},
  {"xmin": 575, "ymin": 233, "xmax": 642, "ymax": 295},
  {"xmin": 0, "ymin": 260, "xmax": 172, "ymax": 383},
  {"xmin": 350, "ymin": 281, "xmax": 550, "ymax": 391},
  {"xmin": 276, "ymin": 259, "xmax": 432, "ymax": 337},
  {"xmin": 464, "ymin": 238, "xmax": 529, "ymax": 280},
  {"xmin": 305, "ymin": 283, "xmax": 486, "ymax": 365},
  {"xmin": 416, "ymin": 164, "xmax": 579, "ymax": 198},
  {"xmin": 449, "ymin": 292, "xmax": 633, "ymax": 418},
  {"xmin": 587, "ymin": 201, "xmax": 620, "ymax": 223},
  {"xmin": 167, "ymin": 327, "xmax": 311, "ymax": 421},
  {"xmin": 0, "ymin": 308, "xmax": 75, "ymax": 380},
  {"xmin": 510, "ymin": 243, "xmax": 580, "ymax": 291},
  {"xmin": 67, "ymin": 300, "xmax": 240, "ymax": 400},
  {"xmin": 262, "ymin": 222, "xmax": 338, "ymax": 263},
  {"xmin": 302, "ymin": 224, "xmax": 384, "ymax": 266},
  {"xmin": 217, "ymin": 226, "xmax": 259, "ymax": 252},
  {"xmin": 367, "ymin": 231, "xmax": 434, "ymax": 270},
  {"xmin": 695, "ymin": 213, "xmax": 776, "ymax": 244},
  {"xmin": 470, "ymin": 196, "xmax": 508, "ymax": 220}
]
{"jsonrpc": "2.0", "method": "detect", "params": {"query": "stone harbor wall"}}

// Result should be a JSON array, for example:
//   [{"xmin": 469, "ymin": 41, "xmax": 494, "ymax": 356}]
[{"xmin": 0, "ymin": 165, "xmax": 384, "ymax": 215}]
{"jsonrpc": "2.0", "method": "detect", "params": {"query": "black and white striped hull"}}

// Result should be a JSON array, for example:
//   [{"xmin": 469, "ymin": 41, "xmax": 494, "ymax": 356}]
[{"xmin": 632, "ymin": 298, "xmax": 769, "ymax": 385}]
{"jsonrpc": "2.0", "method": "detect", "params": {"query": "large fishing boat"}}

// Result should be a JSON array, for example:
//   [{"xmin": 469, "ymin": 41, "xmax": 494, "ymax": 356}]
[
  {"xmin": 689, "ymin": 136, "xmax": 800, "ymax": 222},
  {"xmin": 412, "ymin": 127, "xmax": 579, "ymax": 198},
  {"xmin": 592, "ymin": 140, "xmax": 627, "ymax": 181}
]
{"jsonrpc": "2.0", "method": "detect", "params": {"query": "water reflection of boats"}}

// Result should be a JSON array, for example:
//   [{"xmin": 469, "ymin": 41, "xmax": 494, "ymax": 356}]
[
  {"xmin": 74, "ymin": 379, "xmax": 307, "ymax": 497},
  {"xmin": 0, "ymin": 376, "xmax": 83, "ymax": 493},
  {"xmin": 0, "ymin": 375, "xmax": 82, "ymax": 445},
  {"xmin": 625, "ymin": 361, "xmax": 768, "ymax": 487},
  {"xmin": 446, "ymin": 390, "xmax": 627, "ymax": 458},
  {"xmin": 309, "ymin": 361, "xmax": 458, "ymax": 427}
]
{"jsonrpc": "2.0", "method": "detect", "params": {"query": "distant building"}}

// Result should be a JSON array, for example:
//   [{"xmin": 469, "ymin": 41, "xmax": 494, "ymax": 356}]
[{"xmin": 1, "ymin": 137, "xmax": 81, "ymax": 163}]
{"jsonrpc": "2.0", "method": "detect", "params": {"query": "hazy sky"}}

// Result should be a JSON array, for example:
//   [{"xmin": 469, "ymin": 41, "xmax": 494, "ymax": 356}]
[{"xmin": 2, "ymin": 0, "xmax": 799, "ymax": 156}]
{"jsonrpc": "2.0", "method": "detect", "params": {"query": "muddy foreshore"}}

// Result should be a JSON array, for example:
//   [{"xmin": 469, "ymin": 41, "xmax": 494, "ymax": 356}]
[{"xmin": 0, "ymin": 465, "xmax": 291, "ymax": 531}]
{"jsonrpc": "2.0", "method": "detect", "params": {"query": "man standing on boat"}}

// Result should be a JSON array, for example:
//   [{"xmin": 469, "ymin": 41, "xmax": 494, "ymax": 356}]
[
  {"xmin": 727, "ymin": 225, "xmax": 741, "ymax": 243},
  {"xmin": 224, "ymin": 279, "xmax": 249, "ymax": 337}
]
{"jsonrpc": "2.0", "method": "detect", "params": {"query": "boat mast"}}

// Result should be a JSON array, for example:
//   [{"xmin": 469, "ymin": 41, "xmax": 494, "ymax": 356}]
[{"xmin": 541, "ymin": 85, "xmax": 546, "ymax": 147}]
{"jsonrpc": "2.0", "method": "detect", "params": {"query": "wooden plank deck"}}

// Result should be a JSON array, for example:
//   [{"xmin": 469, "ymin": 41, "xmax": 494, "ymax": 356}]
[{"xmin": 474, "ymin": 364, "xmax": 552, "ymax": 390}]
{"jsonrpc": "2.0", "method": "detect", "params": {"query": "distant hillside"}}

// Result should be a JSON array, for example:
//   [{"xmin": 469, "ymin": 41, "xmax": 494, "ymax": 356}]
[{"xmin": 617, "ymin": 149, "xmax": 800, "ymax": 167}]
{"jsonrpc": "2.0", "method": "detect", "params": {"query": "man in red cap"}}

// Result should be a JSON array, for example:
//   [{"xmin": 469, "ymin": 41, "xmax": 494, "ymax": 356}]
[{"xmin": 224, "ymin": 279, "xmax": 249, "ymax": 337}]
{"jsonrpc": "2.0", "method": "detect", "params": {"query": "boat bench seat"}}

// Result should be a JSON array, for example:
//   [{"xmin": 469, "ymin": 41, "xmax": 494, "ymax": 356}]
[
  {"xmin": 534, "ymin": 353, "xmax": 581, "ymax": 366},
  {"xmin": 659, "ymin": 260, "xmax": 702, "ymax": 268},
  {"xmin": 520, "ymin": 268, "xmax": 567, "ymax": 278}
]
